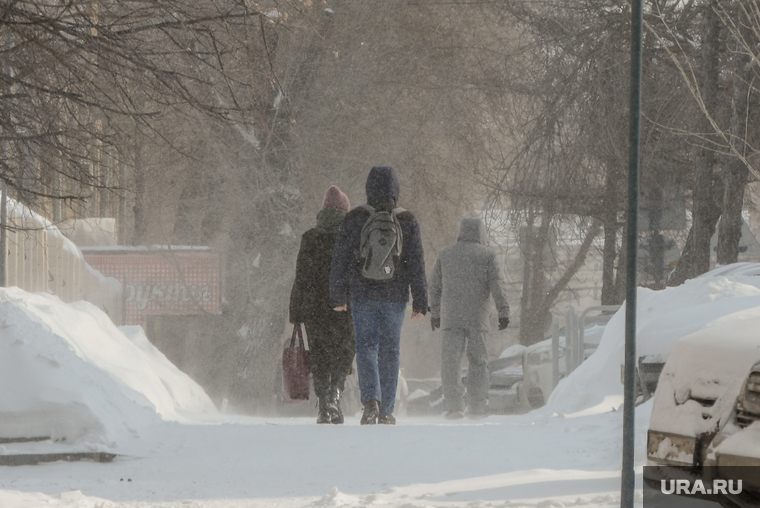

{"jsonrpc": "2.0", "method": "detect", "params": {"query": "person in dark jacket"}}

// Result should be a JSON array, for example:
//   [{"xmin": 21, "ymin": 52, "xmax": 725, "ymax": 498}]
[
  {"xmin": 330, "ymin": 166, "xmax": 427, "ymax": 425},
  {"xmin": 428, "ymin": 217, "xmax": 510, "ymax": 419},
  {"xmin": 290, "ymin": 186, "xmax": 355, "ymax": 424}
]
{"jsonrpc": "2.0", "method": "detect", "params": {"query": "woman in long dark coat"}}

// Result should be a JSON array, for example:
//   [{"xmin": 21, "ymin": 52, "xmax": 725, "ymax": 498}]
[{"xmin": 289, "ymin": 186, "xmax": 355, "ymax": 424}]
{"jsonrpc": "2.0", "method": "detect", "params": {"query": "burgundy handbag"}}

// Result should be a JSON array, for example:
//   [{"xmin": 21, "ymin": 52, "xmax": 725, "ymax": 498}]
[{"xmin": 282, "ymin": 324, "xmax": 310, "ymax": 403}]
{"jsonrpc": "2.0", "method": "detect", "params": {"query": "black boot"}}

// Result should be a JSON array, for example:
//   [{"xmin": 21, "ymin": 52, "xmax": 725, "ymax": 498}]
[
  {"xmin": 360, "ymin": 399, "xmax": 379, "ymax": 425},
  {"xmin": 316, "ymin": 398, "xmax": 332, "ymax": 424},
  {"xmin": 328, "ymin": 387, "xmax": 344, "ymax": 425}
]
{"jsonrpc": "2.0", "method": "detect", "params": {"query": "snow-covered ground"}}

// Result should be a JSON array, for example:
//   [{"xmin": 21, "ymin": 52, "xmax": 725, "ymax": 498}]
[
  {"xmin": 0, "ymin": 408, "xmax": 651, "ymax": 508},
  {"xmin": 3, "ymin": 270, "xmax": 760, "ymax": 507}
]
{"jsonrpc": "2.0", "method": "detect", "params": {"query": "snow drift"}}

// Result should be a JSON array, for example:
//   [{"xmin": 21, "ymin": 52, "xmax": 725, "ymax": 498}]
[
  {"xmin": 544, "ymin": 273, "xmax": 760, "ymax": 417},
  {"xmin": 0, "ymin": 287, "xmax": 216, "ymax": 452}
]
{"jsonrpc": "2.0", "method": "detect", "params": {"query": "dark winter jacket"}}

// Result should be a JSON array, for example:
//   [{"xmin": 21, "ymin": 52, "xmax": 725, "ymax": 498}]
[
  {"xmin": 428, "ymin": 217, "xmax": 510, "ymax": 331},
  {"xmin": 290, "ymin": 207, "xmax": 351, "ymax": 324},
  {"xmin": 329, "ymin": 167, "xmax": 428, "ymax": 313}
]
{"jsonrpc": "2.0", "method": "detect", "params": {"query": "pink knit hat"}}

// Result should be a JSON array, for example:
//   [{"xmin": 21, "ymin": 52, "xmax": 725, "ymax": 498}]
[{"xmin": 322, "ymin": 186, "xmax": 350, "ymax": 212}]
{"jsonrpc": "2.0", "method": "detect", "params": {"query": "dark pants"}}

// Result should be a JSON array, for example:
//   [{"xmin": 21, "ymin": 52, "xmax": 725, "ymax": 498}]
[
  {"xmin": 350, "ymin": 299, "xmax": 406, "ymax": 416},
  {"xmin": 441, "ymin": 328, "xmax": 489, "ymax": 413},
  {"xmin": 304, "ymin": 315, "xmax": 355, "ymax": 400}
]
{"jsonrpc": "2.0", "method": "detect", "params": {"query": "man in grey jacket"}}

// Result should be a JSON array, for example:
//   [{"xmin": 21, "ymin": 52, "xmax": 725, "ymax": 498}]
[{"xmin": 428, "ymin": 217, "xmax": 510, "ymax": 419}]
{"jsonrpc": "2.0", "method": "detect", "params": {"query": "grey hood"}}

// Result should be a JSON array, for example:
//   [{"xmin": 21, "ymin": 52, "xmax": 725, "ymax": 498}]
[{"xmin": 456, "ymin": 218, "xmax": 487, "ymax": 244}]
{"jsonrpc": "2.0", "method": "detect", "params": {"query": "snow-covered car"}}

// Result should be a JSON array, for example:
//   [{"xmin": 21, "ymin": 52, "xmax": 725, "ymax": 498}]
[
  {"xmin": 405, "ymin": 378, "xmax": 445, "ymax": 416},
  {"xmin": 487, "ymin": 345, "xmax": 526, "ymax": 414},
  {"xmin": 646, "ymin": 311, "xmax": 760, "ymax": 506},
  {"xmin": 520, "ymin": 313, "xmax": 614, "ymax": 409}
]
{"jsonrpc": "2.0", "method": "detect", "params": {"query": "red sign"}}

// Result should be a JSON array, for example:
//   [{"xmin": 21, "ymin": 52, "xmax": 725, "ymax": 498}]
[{"xmin": 83, "ymin": 247, "xmax": 222, "ymax": 325}]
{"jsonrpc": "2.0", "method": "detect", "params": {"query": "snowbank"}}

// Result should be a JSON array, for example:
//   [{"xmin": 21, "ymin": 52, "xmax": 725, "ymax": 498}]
[
  {"xmin": 543, "ymin": 274, "xmax": 760, "ymax": 416},
  {"xmin": 0, "ymin": 287, "xmax": 216, "ymax": 452}
]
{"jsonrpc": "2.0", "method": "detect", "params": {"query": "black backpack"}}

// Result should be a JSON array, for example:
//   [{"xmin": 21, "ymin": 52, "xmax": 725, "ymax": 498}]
[{"xmin": 359, "ymin": 204, "xmax": 404, "ymax": 280}]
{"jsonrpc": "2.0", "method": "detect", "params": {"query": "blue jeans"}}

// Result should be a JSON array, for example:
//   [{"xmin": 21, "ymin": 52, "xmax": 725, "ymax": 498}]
[{"xmin": 350, "ymin": 299, "xmax": 406, "ymax": 416}]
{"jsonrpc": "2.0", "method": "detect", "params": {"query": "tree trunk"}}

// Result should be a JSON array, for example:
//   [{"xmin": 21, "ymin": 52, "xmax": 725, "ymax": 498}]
[
  {"xmin": 669, "ymin": 1, "xmax": 722, "ymax": 285},
  {"xmin": 717, "ymin": 14, "xmax": 752, "ymax": 264},
  {"xmin": 601, "ymin": 158, "xmax": 621, "ymax": 305},
  {"xmin": 519, "ymin": 211, "xmax": 549, "ymax": 346},
  {"xmin": 613, "ymin": 219, "xmax": 628, "ymax": 301},
  {"xmin": 601, "ymin": 212, "xmax": 619, "ymax": 305},
  {"xmin": 519, "ymin": 215, "xmax": 602, "ymax": 346},
  {"xmin": 131, "ymin": 137, "xmax": 147, "ymax": 245}
]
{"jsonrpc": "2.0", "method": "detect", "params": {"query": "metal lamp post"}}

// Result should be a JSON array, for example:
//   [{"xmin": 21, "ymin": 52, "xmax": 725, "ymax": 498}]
[{"xmin": 621, "ymin": 0, "xmax": 643, "ymax": 506}]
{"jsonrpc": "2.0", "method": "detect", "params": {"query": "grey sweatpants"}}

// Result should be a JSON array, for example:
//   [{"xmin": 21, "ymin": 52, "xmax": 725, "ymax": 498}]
[{"xmin": 441, "ymin": 328, "xmax": 489, "ymax": 413}]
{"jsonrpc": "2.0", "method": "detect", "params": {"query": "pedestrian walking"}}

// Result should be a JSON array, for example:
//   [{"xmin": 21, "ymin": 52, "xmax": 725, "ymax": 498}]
[
  {"xmin": 329, "ymin": 166, "xmax": 428, "ymax": 425},
  {"xmin": 428, "ymin": 217, "xmax": 510, "ymax": 419},
  {"xmin": 289, "ymin": 186, "xmax": 356, "ymax": 424}
]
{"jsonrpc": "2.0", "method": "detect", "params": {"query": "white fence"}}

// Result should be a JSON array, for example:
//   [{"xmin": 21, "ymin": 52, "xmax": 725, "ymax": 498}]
[{"xmin": 1, "ymin": 199, "xmax": 123, "ymax": 324}]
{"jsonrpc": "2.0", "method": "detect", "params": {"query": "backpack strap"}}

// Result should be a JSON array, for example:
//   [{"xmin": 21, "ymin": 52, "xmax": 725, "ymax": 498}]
[{"xmin": 358, "ymin": 205, "xmax": 375, "ymax": 259}]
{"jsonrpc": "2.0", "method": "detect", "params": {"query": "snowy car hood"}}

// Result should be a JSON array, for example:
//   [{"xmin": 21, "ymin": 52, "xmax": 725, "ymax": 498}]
[{"xmin": 649, "ymin": 309, "xmax": 760, "ymax": 438}]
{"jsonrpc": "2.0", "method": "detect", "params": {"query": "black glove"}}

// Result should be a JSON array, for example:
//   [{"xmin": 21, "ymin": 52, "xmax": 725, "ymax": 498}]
[
  {"xmin": 498, "ymin": 317, "xmax": 510, "ymax": 330},
  {"xmin": 431, "ymin": 317, "xmax": 440, "ymax": 331}
]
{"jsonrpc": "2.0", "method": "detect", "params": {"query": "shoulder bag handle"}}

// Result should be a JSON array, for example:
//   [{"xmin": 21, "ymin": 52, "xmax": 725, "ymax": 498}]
[{"xmin": 290, "ymin": 323, "xmax": 305, "ymax": 348}]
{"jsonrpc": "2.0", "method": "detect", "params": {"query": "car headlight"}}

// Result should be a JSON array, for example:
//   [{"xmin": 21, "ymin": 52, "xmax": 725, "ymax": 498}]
[
  {"xmin": 647, "ymin": 430, "xmax": 696, "ymax": 467},
  {"xmin": 736, "ymin": 370, "xmax": 760, "ymax": 428}
]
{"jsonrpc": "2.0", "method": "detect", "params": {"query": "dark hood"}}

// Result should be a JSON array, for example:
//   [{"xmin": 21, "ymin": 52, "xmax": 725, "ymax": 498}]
[
  {"xmin": 457, "ymin": 218, "xmax": 487, "ymax": 244},
  {"xmin": 365, "ymin": 166, "xmax": 400, "ymax": 208}
]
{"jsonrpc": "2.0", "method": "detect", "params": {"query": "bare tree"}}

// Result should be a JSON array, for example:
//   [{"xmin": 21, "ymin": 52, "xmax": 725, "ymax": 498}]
[
  {"xmin": 647, "ymin": 1, "xmax": 760, "ymax": 280},
  {"xmin": 1, "ymin": 0, "xmax": 283, "ymax": 218}
]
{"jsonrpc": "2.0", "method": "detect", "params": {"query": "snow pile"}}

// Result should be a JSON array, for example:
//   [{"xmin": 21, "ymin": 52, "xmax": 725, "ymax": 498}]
[
  {"xmin": 544, "ymin": 274, "xmax": 760, "ymax": 416},
  {"xmin": 0, "ymin": 287, "xmax": 216, "ymax": 452}
]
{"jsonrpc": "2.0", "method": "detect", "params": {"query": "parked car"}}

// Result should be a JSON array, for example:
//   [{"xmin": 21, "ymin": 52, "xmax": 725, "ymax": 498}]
[
  {"xmin": 645, "ymin": 312, "xmax": 760, "ymax": 506},
  {"xmin": 405, "ymin": 378, "xmax": 445, "ymax": 416},
  {"xmin": 487, "ymin": 345, "xmax": 526, "ymax": 414},
  {"xmin": 520, "ymin": 309, "xmax": 617, "ymax": 409}
]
